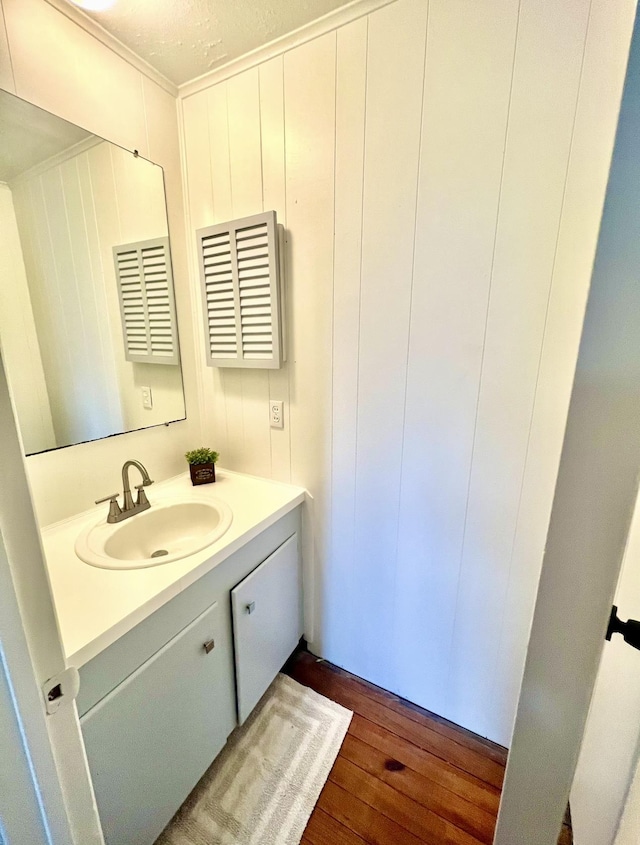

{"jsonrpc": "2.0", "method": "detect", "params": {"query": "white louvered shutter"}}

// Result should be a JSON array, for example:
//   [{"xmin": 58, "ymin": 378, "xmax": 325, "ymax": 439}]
[
  {"xmin": 113, "ymin": 237, "xmax": 179, "ymax": 365},
  {"xmin": 196, "ymin": 211, "xmax": 284, "ymax": 369}
]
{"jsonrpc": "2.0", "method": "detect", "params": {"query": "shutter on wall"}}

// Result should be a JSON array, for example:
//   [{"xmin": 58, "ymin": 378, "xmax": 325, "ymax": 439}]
[
  {"xmin": 113, "ymin": 237, "xmax": 179, "ymax": 365},
  {"xmin": 196, "ymin": 211, "xmax": 284, "ymax": 369}
]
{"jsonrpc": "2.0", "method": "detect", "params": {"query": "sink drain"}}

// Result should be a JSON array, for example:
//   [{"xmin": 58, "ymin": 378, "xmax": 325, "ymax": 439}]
[{"xmin": 151, "ymin": 549, "xmax": 169, "ymax": 558}]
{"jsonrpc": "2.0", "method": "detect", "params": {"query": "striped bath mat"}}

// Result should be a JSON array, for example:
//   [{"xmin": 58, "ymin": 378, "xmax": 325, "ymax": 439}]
[{"xmin": 156, "ymin": 673, "xmax": 352, "ymax": 845}]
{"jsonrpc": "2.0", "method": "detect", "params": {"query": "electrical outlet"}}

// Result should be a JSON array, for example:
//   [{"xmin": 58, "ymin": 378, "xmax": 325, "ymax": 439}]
[
  {"xmin": 141, "ymin": 386, "xmax": 153, "ymax": 410},
  {"xmin": 270, "ymin": 400, "xmax": 284, "ymax": 429}
]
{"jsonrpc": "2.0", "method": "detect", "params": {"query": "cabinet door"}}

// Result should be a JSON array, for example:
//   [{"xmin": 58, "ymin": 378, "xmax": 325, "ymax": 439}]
[
  {"xmin": 232, "ymin": 533, "xmax": 302, "ymax": 723},
  {"xmin": 81, "ymin": 600, "xmax": 235, "ymax": 845}
]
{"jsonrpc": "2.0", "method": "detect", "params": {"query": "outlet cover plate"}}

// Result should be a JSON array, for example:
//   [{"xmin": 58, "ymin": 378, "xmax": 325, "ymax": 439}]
[{"xmin": 270, "ymin": 400, "xmax": 284, "ymax": 429}]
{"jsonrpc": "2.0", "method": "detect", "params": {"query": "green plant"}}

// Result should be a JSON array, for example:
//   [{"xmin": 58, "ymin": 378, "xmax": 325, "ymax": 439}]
[{"xmin": 185, "ymin": 447, "xmax": 219, "ymax": 466}]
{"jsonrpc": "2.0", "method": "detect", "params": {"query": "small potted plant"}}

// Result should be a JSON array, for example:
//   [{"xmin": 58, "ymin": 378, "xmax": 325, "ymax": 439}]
[{"xmin": 185, "ymin": 447, "xmax": 219, "ymax": 486}]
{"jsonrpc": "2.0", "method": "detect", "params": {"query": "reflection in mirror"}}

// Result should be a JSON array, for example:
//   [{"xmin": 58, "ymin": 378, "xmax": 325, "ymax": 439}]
[{"xmin": 0, "ymin": 89, "xmax": 186, "ymax": 456}]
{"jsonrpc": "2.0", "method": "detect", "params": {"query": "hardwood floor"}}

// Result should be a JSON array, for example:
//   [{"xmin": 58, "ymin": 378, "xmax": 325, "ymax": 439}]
[{"xmin": 285, "ymin": 650, "xmax": 573, "ymax": 845}]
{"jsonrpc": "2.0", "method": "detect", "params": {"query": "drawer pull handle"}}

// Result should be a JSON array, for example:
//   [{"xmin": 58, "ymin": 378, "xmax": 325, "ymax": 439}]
[
  {"xmin": 203, "ymin": 639, "xmax": 215, "ymax": 654},
  {"xmin": 246, "ymin": 601, "xmax": 256, "ymax": 615}
]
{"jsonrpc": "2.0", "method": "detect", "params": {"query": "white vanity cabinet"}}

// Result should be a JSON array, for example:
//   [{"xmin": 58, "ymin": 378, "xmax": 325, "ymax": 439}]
[
  {"xmin": 232, "ymin": 533, "xmax": 302, "ymax": 723},
  {"xmin": 77, "ymin": 507, "xmax": 302, "ymax": 845},
  {"xmin": 81, "ymin": 601, "xmax": 233, "ymax": 845}
]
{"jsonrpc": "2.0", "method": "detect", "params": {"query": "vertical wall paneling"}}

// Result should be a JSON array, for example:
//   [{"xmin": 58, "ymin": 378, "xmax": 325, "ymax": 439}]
[
  {"xmin": 136, "ymin": 75, "xmax": 204, "ymax": 448},
  {"xmin": 226, "ymin": 69, "xmax": 272, "ymax": 479},
  {"xmin": 9, "ymin": 182, "xmax": 66, "ymax": 445},
  {"xmin": 448, "ymin": 0, "xmax": 593, "ymax": 739},
  {"xmin": 208, "ymin": 82, "xmax": 248, "ymax": 470},
  {"xmin": 283, "ymin": 33, "xmax": 337, "ymax": 649},
  {"xmin": 492, "ymin": 0, "xmax": 637, "ymax": 745},
  {"xmin": 227, "ymin": 71, "xmax": 263, "ymax": 218},
  {"xmin": 40, "ymin": 167, "xmax": 87, "ymax": 430},
  {"xmin": 75, "ymin": 150, "xmax": 122, "ymax": 430},
  {"xmin": 87, "ymin": 142, "xmax": 127, "ymax": 439},
  {"xmin": 59, "ymin": 155, "xmax": 116, "ymax": 431},
  {"xmin": 351, "ymin": 0, "xmax": 428, "ymax": 688},
  {"xmin": 180, "ymin": 92, "xmax": 225, "ymax": 455},
  {"xmin": 0, "ymin": 185, "xmax": 54, "ymax": 453},
  {"xmin": 111, "ymin": 145, "xmax": 166, "ymax": 240},
  {"xmin": 393, "ymin": 0, "xmax": 519, "ymax": 720},
  {"xmin": 260, "ymin": 56, "xmax": 291, "ymax": 483},
  {"xmin": 207, "ymin": 85, "xmax": 233, "ymax": 222},
  {"xmin": 181, "ymin": 57, "xmax": 291, "ymax": 481},
  {"xmin": 180, "ymin": 96, "xmax": 214, "ymax": 230},
  {"xmin": 23, "ymin": 175, "xmax": 77, "ymax": 442},
  {"xmin": 140, "ymin": 76, "xmax": 202, "ymax": 446},
  {"xmin": 179, "ymin": 0, "xmax": 632, "ymax": 741},
  {"xmin": 325, "ymin": 18, "xmax": 368, "ymax": 665}
]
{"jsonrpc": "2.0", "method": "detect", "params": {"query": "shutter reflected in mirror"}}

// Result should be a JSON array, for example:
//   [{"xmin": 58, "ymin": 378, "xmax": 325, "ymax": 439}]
[
  {"xmin": 196, "ymin": 211, "xmax": 284, "ymax": 369},
  {"xmin": 113, "ymin": 237, "xmax": 179, "ymax": 365}
]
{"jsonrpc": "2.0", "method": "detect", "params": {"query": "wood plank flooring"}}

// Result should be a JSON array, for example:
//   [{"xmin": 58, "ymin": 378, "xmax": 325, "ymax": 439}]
[{"xmin": 285, "ymin": 651, "xmax": 573, "ymax": 845}]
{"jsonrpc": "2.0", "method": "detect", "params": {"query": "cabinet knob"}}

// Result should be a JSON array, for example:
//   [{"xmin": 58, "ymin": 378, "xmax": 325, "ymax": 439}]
[
  {"xmin": 203, "ymin": 639, "xmax": 215, "ymax": 654},
  {"xmin": 245, "ymin": 601, "xmax": 256, "ymax": 615}
]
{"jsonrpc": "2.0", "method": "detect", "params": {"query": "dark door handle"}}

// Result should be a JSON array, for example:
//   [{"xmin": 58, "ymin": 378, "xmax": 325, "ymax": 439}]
[{"xmin": 606, "ymin": 606, "xmax": 640, "ymax": 651}]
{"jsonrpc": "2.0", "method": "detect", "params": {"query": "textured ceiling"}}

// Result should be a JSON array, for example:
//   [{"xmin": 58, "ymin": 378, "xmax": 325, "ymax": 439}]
[
  {"xmin": 0, "ymin": 90, "xmax": 91, "ymax": 182},
  {"xmin": 70, "ymin": 0, "xmax": 353, "ymax": 86}
]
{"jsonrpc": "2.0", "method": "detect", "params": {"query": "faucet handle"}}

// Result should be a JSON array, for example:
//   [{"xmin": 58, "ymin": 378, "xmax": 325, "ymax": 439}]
[
  {"xmin": 95, "ymin": 494, "xmax": 122, "ymax": 523},
  {"xmin": 134, "ymin": 484, "xmax": 151, "ymax": 507},
  {"xmin": 95, "ymin": 493, "xmax": 120, "ymax": 505}
]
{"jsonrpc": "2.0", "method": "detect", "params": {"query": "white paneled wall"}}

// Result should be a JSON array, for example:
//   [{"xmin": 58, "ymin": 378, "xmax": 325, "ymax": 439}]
[
  {"xmin": 447, "ymin": 0, "xmax": 593, "ymax": 735},
  {"xmin": 394, "ymin": 0, "xmax": 519, "ymax": 720},
  {"xmin": 0, "ymin": 0, "xmax": 201, "ymax": 527},
  {"xmin": 11, "ymin": 141, "xmax": 183, "ymax": 450},
  {"xmin": 0, "ymin": 184, "xmax": 55, "ymax": 454},
  {"xmin": 181, "ymin": 0, "xmax": 632, "ymax": 744},
  {"xmin": 181, "ymin": 61, "xmax": 296, "ymax": 483}
]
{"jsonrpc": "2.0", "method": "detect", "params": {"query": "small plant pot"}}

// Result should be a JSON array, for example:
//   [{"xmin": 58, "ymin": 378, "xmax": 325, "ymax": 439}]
[{"xmin": 189, "ymin": 462, "xmax": 216, "ymax": 485}]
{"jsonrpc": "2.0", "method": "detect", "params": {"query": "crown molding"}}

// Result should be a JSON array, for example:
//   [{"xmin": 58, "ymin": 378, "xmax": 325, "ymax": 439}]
[
  {"xmin": 43, "ymin": 0, "xmax": 178, "ymax": 98},
  {"xmin": 179, "ymin": 0, "xmax": 397, "ymax": 99}
]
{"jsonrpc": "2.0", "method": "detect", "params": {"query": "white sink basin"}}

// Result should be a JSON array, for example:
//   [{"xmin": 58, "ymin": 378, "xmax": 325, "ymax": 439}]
[{"xmin": 75, "ymin": 497, "xmax": 233, "ymax": 570}]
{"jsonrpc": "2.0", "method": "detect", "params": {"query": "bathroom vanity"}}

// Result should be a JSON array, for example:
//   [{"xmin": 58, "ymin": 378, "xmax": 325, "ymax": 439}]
[{"xmin": 41, "ymin": 470, "xmax": 306, "ymax": 845}]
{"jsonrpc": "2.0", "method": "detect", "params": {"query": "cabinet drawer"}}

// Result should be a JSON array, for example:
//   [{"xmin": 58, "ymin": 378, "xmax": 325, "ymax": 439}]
[
  {"xmin": 81, "ymin": 600, "xmax": 235, "ymax": 845},
  {"xmin": 232, "ymin": 533, "xmax": 302, "ymax": 723}
]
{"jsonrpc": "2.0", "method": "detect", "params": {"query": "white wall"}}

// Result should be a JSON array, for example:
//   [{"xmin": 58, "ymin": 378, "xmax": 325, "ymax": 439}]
[
  {"xmin": 0, "ymin": 0, "xmax": 202, "ymax": 527},
  {"xmin": 0, "ymin": 182, "xmax": 55, "ymax": 453},
  {"xmin": 10, "ymin": 139, "xmax": 184, "ymax": 451},
  {"xmin": 180, "ymin": 0, "xmax": 634, "ymax": 744}
]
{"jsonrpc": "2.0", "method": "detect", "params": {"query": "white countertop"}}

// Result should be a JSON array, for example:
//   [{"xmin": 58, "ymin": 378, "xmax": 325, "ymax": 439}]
[{"xmin": 41, "ymin": 469, "xmax": 306, "ymax": 668}]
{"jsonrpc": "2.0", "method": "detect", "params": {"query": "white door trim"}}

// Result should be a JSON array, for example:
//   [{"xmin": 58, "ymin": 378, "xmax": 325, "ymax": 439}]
[
  {"xmin": 0, "ymin": 529, "xmax": 71, "ymax": 844},
  {"xmin": 0, "ymin": 350, "xmax": 103, "ymax": 845}
]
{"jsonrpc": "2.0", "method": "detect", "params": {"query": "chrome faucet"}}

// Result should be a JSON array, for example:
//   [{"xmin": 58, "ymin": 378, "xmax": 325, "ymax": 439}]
[{"xmin": 96, "ymin": 460, "xmax": 154, "ymax": 524}]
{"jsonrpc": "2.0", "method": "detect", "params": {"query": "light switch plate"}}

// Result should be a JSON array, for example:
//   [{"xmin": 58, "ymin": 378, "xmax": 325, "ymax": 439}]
[
  {"xmin": 141, "ymin": 386, "xmax": 153, "ymax": 410},
  {"xmin": 270, "ymin": 400, "xmax": 284, "ymax": 429}
]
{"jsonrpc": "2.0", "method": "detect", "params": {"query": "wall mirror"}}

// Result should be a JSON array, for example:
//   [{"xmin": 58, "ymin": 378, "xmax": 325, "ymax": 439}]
[{"xmin": 0, "ymin": 89, "xmax": 186, "ymax": 456}]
